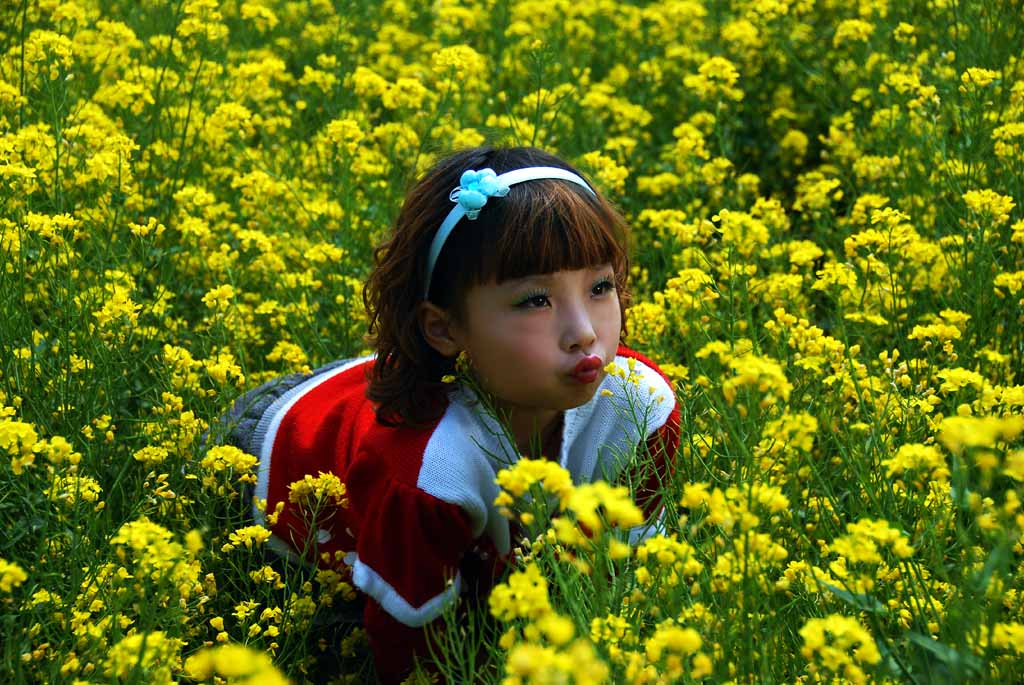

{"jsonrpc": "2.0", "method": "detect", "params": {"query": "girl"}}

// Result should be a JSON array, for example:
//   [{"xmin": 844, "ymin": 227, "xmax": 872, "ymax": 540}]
[{"xmin": 223, "ymin": 146, "xmax": 680, "ymax": 683}]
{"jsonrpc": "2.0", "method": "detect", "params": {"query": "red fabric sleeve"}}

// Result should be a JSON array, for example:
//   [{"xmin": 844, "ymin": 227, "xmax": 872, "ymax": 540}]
[
  {"xmin": 263, "ymin": 360, "xmax": 376, "ymax": 561},
  {"xmin": 351, "ymin": 476, "xmax": 475, "ymax": 608},
  {"xmin": 346, "ymin": 447, "xmax": 477, "ymax": 684},
  {"xmin": 363, "ymin": 600, "xmax": 432, "ymax": 685}
]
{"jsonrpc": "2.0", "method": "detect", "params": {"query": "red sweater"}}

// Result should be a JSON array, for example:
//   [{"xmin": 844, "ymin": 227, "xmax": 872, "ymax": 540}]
[{"xmin": 249, "ymin": 344, "xmax": 680, "ymax": 683}]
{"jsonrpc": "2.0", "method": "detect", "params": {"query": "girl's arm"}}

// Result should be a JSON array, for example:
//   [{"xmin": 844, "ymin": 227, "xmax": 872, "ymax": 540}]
[{"xmin": 345, "ymin": 450, "xmax": 480, "ymax": 684}]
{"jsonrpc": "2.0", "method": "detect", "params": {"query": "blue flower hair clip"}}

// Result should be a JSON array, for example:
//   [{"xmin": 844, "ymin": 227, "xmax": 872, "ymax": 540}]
[{"xmin": 448, "ymin": 168, "xmax": 510, "ymax": 219}]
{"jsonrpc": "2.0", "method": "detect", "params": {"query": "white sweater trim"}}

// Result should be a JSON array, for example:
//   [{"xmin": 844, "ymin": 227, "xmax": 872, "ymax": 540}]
[{"xmin": 352, "ymin": 556, "xmax": 462, "ymax": 627}]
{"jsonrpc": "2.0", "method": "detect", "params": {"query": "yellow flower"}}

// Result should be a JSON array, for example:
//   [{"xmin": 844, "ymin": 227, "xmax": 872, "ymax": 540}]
[
  {"xmin": 684, "ymin": 56, "xmax": 743, "ymax": 102},
  {"xmin": 47, "ymin": 474, "xmax": 102, "ymax": 507},
  {"xmin": 590, "ymin": 613, "xmax": 634, "ymax": 654},
  {"xmin": 830, "ymin": 518, "xmax": 914, "ymax": 565},
  {"xmin": 937, "ymin": 415, "xmax": 1024, "ymax": 455},
  {"xmin": 608, "ymin": 539, "xmax": 632, "ymax": 560},
  {"xmin": 960, "ymin": 67, "xmax": 1000, "ymax": 91},
  {"xmin": 624, "ymin": 300, "xmax": 668, "ymax": 350},
  {"xmin": 250, "ymin": 565, "xmax": 285, "ymax": 589},
  {"xmin": 780, "ymin": 129, "xmax": 809, "ymax": 160},
  {"xmin": 222, "ymin": 525, "xmax": 272, "ymax": 552},
  {"xmin": 564, "ymin": 481, "xmax": 643, "ymax": 534},
  {"xmin": 179, "ymin": 0, "xmax": 228, "ymax": 43},
  {"xmin": 184, "ymin": 643, "xmax": 289, "ymax": 685},
  {"xmin": 833, "ymin": 19, "xmax": 874, "ymax": 47},
  {"xmin": 813, "ymin": 260, "xmax": 858, "ymax": 293},
  {"xmin": 202, "ymin": 284, "xmax": 236, "ymax": 311},
  {"xmin": 579, "ymin": 150, "xmax": 629, "ymax": 194},
  {"xmin": 937, "ymin": 367, "xmax": 986, "ymax": 394},
  {"xmin": 991, "ymin": 622, "xmax": 1024, "ymax": 654},
  {"xmin": 199, "ymin": 445, "xmax": 259, "ymax": 493},
  {"xmin": 381, "ymin": 77, "xmax": 430, "ymax": 110},
  {"xmin": 893, "ymin": 22, "xmax": 917, "ymax": 44},
  {"xmin": 185, "ymin": 529, "xmax": 204, "ymax": 556},
  {"xmin": 489, "ymin": 563, "xmax": 552, "ymax": 622},
  {"xmin": 644, "ymin": 620, "xmax": 712, "ymax": 679},
  {"xmin": 349, "ymin": 66, "xmax": 390, "ymax": 99},
  {"xmin": 324, "ymin": 117, "xmax": 364, "ymax": 155},
  {"xmin": 133, "ymin": 445, "xmax": 170, "ymax": 464},
  {"xmin": 494, "ymin": 458, "xmax": 574, "ymax": 506},
  {"xmin": 551, "ymin": 516, "xmax": 588, "ymax": 547},
  {"xmin": 713, "ymin": 208, "xmax": 770, "ymax": 257},
  {"xmin": 23, "ymin": 211, "xmax": 79, "ymax": 242},
  {"xmin": 756, "ymin": 411, "xmax": 818, "ymax": 463},
  {"xmin": 636, "ymin": 172, "xmax": 682, "ymax": 196},
  {"xmin": 962, "ymin": 188, "xmax": 1016, "ymax": 227},
  {"xmin": 994, "ymin": 271, "xmax": 1024, "ymax": 300},
  {"xmin": 502, "ymin": 639, "xmax": 609, "ymax": 684},
  {"xmin": 636, "ymin": 534, "xmax": 702, "ymax": 580},
  {"xmin": 288, "ymin": 471, "xmax": 348, "ymax": 508},
  {"xmin": 196, "ymin": 348, "xmax": 242, "ymax": 388},
  {"xmin": 240, "ymin": 1, "xmax": 279, "ymax": 32},
  {"xmin": 200, "ymin": 102, "xmax": 255, "ymax": 149},
  {"xmin": 201, "ymin": 444, "xmax": 257, "ymax": 475},
  {"xmin": 670, "ymin": 122, "xmax": 710, "ymax": 161},
  {"xmin": 680, "ymin": 482, "xmax": 710, "ymax": 510},
  {"xmin": 793, "ymin": 172, "xmax": 843, "ymax": 216},
  {"xmin": 883, "ymin": 444, "xmax": 949, "ymax": 482},
  {"xmin": 993, "ymin": 122, "xmax": 1024, "ymax": 159},
  {"xmin": 431, "ymin": 44, "xmax": 487, "ymax": 81},
  {"xmin": 799, "ymin": 615, "xmax": 880, "ymax": 684},
  {"xmin": 0, "ymin": 559, "xmax": 28, "ymax": 592},
  {"xmin": 722, "ymin": 352, "xmax": 792, "ymax": 406},
  {"xmin": 106, "ymin": 631, "xmax": 182, "ymax": 684},
  {"xmin": 91, "ymin": 283, "xmax": 142, "ymax": 330},
  {"xmin": 645, "ymin": 621, "xmax": 701, "ymax": 661},
  {"xmin": 21, "ymin": 29, "xmax": 75, "ymax": 80},
  {"xmin": 266, "ymin": 340, "xmax": 310, "ymax": 373},
  {"xmin": 1004, "ymin": 450, "xmax": 1024, "ymax": 481},
  {"xmin": 908, "ymin": 321, "xmax": 962, "ymax": 345},
  {"xmin": 0, "ymin": 418, "xmax": 40, "ymax": 475},
  {"xmin": 536, "ymin": 613, "xmax": 575, "ymax": 646}
]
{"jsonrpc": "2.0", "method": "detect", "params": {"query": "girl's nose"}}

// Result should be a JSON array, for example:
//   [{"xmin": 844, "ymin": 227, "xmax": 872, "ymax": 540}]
[{"xmin": 561, "ymin": 303, "xmax": 597, "ymax": 352}]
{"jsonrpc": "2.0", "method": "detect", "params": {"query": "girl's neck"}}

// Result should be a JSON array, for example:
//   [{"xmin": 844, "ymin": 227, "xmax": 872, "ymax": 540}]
[{"xmin": 505, "ymin": 409, "xmax": 563, "ymax": 460}]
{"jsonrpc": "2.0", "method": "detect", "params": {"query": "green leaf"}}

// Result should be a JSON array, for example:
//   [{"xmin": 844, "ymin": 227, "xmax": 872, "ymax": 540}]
[
  {"xmin": 969, "ymin": 539, "xmax": 1011, "ymax": 596},
  {"xmin": 817, "ymin": 580, "xmax": 887, "ymax": 614},
  {"xmin": 905, "ymin": 632, "xmax": 983, "ymax": 679}
]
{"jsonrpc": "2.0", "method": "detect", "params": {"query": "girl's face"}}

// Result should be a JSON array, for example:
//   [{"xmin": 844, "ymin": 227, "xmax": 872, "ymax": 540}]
[{"xmin": 448, "ymin": 264, "xmax": 622, "ymax": 442}]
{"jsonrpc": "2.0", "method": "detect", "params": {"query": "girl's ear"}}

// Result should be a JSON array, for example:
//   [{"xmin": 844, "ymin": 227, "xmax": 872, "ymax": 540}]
[{"xmin": 417, "ymin": 301, "xmax": 462, "ymax": 357}]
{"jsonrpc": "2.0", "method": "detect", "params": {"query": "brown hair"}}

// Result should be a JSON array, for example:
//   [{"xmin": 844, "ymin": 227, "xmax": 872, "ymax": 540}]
[{"xmin": 363, "ymin": 146, "xmax": 631, "ymax": 426}]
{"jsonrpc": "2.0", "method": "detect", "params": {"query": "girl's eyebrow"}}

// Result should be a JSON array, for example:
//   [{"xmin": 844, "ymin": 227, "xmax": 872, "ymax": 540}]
[
  {"xmin": 504, "ymin": 265, "xmax": 615, "ymax": 287},
  {"xmin": 505, "ymin": 274, "xmax": 554, "ymax": 287}
]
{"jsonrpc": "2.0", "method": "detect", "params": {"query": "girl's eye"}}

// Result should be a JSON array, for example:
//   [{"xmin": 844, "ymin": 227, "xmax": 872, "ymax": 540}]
[
  {"xmin": 592, "ymin": 278, "xmax": 616, "ymax": 296},
  {"xmin": 515, "ymin": 292, "xmax": 551, "ymax": 308}
]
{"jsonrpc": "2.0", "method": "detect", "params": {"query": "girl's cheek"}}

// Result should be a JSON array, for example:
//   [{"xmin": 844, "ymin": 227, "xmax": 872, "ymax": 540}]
[{"xmin": 505, "ymin": 319, "xmax": 548, "ymax": 344}]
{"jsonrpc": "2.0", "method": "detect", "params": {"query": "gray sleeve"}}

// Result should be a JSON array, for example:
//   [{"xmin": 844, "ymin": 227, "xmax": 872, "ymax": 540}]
[{"xmin": 207, "ymin": 358, "xmax": 356, "ymax": 456}]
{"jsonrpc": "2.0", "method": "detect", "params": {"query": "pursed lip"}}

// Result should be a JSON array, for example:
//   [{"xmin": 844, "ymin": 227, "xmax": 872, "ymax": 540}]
[{"xmin": 570, "ymin": 355, "xmax": 603, "ymax": 383}]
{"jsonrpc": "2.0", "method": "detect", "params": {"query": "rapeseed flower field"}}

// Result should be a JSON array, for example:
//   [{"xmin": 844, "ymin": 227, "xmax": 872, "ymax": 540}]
[{"xmin": 2, "ymin": 0, "xmax": 1023, "ymax": 683}]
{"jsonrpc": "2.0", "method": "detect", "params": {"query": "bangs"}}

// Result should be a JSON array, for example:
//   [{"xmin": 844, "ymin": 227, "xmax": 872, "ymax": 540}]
[
  {"xmin": 489, "ymin": 180, "xmax": 624, "ymax": 281},
  {"xmin": 429, "ymin": 178, "xmax": 628, "ymax": 308}
]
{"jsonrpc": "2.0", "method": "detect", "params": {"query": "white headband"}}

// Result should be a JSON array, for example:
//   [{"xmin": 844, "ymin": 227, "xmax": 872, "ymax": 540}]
[{"xmin": 422, "ymin": 165, "xmax": 596, "ymax": 299}]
